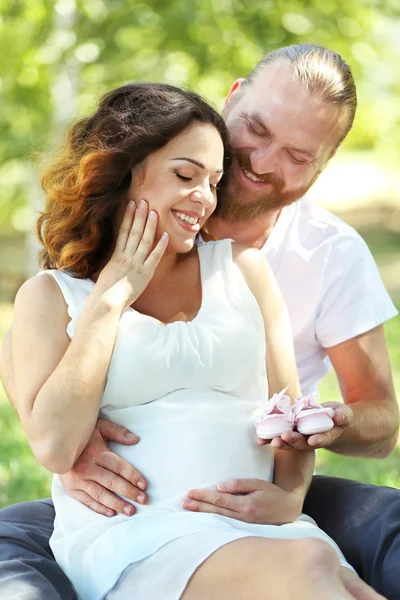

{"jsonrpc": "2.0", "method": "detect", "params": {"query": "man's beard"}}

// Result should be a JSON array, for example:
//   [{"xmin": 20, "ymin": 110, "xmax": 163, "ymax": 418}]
[{"xmin": 215, "ymin": 151, "xmax": 319, "ymax": 224}]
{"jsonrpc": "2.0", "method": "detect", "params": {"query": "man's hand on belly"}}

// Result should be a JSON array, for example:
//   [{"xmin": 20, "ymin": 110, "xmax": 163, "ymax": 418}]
[
  {"xmin": 59, "ymin": 418, "xmax": 148, "ymax": 517},
  {"xmin": 182, "ymin": 479, "xmax": 303, "ymax": 525}
]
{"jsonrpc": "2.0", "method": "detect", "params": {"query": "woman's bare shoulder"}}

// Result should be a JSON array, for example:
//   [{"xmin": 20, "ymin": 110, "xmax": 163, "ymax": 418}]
[{"xmin": 14, "ymin": 271, "xmax": 69, "ymax": 321}]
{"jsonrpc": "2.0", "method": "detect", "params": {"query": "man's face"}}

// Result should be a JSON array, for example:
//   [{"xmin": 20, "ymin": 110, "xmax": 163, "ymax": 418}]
[{"xmin": 219, "ymin": 61, "xmax": 345, "ymax": 222}]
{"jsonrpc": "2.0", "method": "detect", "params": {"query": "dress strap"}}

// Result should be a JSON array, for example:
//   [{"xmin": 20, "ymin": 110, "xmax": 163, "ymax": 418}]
[
  {"xmin": 197, "ymin": 240, "xmax": 265, "ymax": 334},
  {"xmin": 197, "ymin": 238, "xmax": 233, "ymax": 280}
]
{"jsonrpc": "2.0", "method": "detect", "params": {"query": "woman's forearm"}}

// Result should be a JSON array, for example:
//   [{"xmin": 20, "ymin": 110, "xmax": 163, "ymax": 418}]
[{"xmin": 21, "ymin": 291, "xmax": 123, "ymax": 473}]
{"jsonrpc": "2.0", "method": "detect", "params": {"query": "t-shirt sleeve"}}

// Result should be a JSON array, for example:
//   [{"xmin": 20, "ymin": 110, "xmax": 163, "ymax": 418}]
[{"xmin": 315, "ymin": 233, "xmax": 398, "ymax": 348}]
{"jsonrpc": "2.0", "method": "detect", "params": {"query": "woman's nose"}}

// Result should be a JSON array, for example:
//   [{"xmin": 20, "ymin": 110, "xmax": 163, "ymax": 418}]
[{"xmin": 191, "ymin": 186, "xmax": 214, "ymax": 209}]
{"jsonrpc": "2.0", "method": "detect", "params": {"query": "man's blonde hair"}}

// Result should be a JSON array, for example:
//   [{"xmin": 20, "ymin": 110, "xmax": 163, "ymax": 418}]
[{"xmin": 244, "ymin": 44, "xmax": 357, "ymax": 148}]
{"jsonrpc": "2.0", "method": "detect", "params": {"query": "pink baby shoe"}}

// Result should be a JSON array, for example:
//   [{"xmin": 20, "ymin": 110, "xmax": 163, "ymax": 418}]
[
  {"xmin": 292, "ymin": 392, "xmax": 335, "ymax": 435},
  {"xmin": 255, "ymin": 387, "xmax": 294, "ymax": 440}
]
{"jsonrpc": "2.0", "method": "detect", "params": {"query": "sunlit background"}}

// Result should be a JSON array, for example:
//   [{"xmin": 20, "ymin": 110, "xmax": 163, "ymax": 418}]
[{"xmin": 0, "ymin": 0, "xmax": 399, "ymax": 507}]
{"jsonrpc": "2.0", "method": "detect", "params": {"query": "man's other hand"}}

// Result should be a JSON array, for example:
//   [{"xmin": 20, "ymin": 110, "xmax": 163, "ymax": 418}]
[
  {"xmin": 59, "ymin": 418, "xmax": 147, "ymax": 517},
  {"xmin": 257, "ymin": 402, "xmax": 353, "ymax": 451}
]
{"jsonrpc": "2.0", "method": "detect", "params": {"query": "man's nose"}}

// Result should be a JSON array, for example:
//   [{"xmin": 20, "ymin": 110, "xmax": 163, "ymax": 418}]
[{"xmin": 250, "ymin": 146, "xmax": 277, "ymax": 175}]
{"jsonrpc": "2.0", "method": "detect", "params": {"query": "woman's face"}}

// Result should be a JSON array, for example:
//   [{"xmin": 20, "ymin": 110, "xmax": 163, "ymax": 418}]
[{"xmin": 127, "ymin": 122, "xmax": 225, "ymax": 253}]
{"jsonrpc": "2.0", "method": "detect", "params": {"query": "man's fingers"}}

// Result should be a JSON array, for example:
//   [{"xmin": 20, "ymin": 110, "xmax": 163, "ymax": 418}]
[
  {"xmin": 307, "ymin": 426, "xmax": 344, "ymax": 448},
  {"xmin": 91, "ymin": 465, "xmax": 148, "ymax": 505},
  {"xmin": 83, "ymin": 481, "xmax": 137, "ymax": 516},
  {"xmin": 182, "ymin": 498, "xmax": 239, "ymax": 520},
  {"xmin": 186, "ymin": 489, "xmax": 241, "ymax": 512},
  {"xmin": 279, "ymin": 431, "xmax": 312, "ymax": 451},
  {"xmin": 97, "ymin": 418, "xmax": 139, "ymax": 445},
  {"xmin": 256, "ymin": 437, "xmax": 270, "ymax": 446},
  {"xmin": 71, "ymin": 490, "xmax": 117, "ymax": 518},
  {"xmin": 333, "ymin": 405, "xmax": 353, "ymax": 427},
  {"xmin": 97, "ymin": 452, "xmax": 147, "ymax": 492},
  {"xmin": 260, "ymin": 426, "xmax": 344, "ymax": 451},
  {"xmin": 270, "ymin": 437, "xmax": 294, "ymax": 450},
  {"xmin": 216, "ymin": 478, "xmax": 271, "ymax": 495},
  {"xmin": 269, "ymin": 423, "xmax": 346, "ymax": 450},
  {"xmin": 321, "ymin": 402, "xmax": 353, "ymax": 428}
]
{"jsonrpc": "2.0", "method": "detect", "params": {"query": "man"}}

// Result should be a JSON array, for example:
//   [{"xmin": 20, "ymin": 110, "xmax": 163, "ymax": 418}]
[{"xmin": 0, "ymin": 44, "xmax": 399, "ymax": 599}]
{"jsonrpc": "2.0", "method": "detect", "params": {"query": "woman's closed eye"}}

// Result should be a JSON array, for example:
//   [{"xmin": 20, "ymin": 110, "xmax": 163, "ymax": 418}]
[
  {"xmin": 176, "ymin": 172, "xmax": 219, "ymax": 191},
  {"xmin": 176, "ymin": 173, "xmax": 192, "ymax": 182}
]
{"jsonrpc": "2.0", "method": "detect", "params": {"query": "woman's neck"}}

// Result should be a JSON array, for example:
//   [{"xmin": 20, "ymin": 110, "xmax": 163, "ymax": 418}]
[{"xmin": 151, "ymin": 248, "xmax": 181, "ymax": 283}]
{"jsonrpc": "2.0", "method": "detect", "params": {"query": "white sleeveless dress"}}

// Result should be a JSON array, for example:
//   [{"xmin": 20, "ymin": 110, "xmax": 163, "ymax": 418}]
[{"xmin": 46, "ymin": 239, "xmax": 350, "ymax": 600}]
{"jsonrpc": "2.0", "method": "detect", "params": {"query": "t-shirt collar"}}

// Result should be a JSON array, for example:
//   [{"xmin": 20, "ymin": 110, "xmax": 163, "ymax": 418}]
[{"xmin": 260, "ymin": 201, "xmax": 298, "ymax": 257}]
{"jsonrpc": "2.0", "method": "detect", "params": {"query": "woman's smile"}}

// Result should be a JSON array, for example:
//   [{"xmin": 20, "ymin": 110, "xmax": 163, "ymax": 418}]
[{"xmin": 171, "ymin": 209, "xmax": 202, "ymax": 234}]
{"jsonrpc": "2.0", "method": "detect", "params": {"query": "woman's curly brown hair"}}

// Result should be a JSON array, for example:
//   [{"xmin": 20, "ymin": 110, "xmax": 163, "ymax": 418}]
[{"xmin": 37, "ymin": 82, "xmax": 231, "ymax": 278}]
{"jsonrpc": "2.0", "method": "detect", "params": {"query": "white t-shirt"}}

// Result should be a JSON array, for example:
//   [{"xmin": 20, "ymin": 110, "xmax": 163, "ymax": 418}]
[{"xmin": 259, "ymin": 196, "xmax": 397, "ymax": 393}]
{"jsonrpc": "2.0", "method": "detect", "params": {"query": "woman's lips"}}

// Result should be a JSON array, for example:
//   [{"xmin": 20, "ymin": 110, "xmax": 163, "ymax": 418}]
[{"xmin": 171, "ymin": 210, "xmax": 201, "ymax": 233}]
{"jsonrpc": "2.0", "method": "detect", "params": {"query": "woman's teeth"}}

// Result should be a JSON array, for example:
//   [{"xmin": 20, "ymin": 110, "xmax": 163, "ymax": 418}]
[
  {"xmin": 173, "ymin": 211, "xmax": 199, "ymax": 225},
  {"xmin": 243, "ymin": 167, "xmax": 263, "ymax": 183}
]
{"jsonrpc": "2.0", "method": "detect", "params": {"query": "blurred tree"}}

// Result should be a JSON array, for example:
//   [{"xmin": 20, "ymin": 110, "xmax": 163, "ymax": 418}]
[{"xmin": 0, "ymin": 0, "xmax": 399, "ymax": 235}]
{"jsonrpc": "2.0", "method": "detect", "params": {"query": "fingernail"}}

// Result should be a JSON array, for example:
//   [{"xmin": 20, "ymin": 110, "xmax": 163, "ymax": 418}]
[
  {"xmin": 106, "ymin": 511, "xmax": 114, "ymax": 518},
  {"xmin": 217, "ymin": 483, "xmax": 227, "ymax": 491},
  {"xmin": 128, "ymin": 200, "xmax": 135, "ymax": 207},
  {"xmin": 162, "ymin": 232, "xmax": 168, "ymax": 239},
  {"xmin": 137, "ymin": 494, "xmax": 145, "ymax": 504},
  {"xmin": 123, "ymin": 505, "xmax": 134, "ymax": 516},
  {"xmin": 149, "ymin": 210, "xmax": 157, "ymax": 220},
  {"xmin": 137, "ymin": 480, "xmax": 146, "ymax": 491},
  {"xmin": 140, "ymin": 199, "xmax": 147, "ymax": 208},
  {"xmin": 182, "ymin": 500, "xmax": 191, "ymax": 509},
  {"xmin": 125, "ymin": 432, "xmax": 139, "ymax": 442}
]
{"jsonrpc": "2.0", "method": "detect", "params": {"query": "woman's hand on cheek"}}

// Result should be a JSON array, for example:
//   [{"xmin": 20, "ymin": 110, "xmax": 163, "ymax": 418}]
[{"xmin": 95, "ymin": 200, "xmax": 169, "ymax": 310}]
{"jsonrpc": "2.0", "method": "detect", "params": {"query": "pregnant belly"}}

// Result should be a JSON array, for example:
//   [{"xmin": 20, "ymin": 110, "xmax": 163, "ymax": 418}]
[{"xmin": 104, "ymin": 390, "xmax": 274, "ymax": 513}]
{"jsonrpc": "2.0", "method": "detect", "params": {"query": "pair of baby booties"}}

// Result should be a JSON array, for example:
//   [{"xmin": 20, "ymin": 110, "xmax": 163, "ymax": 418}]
[{"xmin": 255, "ymin": 387, "xmax": 335, "ymax": 440}]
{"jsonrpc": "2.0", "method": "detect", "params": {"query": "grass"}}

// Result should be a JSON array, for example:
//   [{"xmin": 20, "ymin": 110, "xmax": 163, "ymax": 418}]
[
  {"xmin": 317, "ymin": 331, "xmax": 400, "ymax": 488},
  {"xmin": 0, "ymin": 304, "xmax": 52, "ymax": 506},
  {"xmin": 0, "ymin": 224, "xmax": 399, "ymax": 507}
]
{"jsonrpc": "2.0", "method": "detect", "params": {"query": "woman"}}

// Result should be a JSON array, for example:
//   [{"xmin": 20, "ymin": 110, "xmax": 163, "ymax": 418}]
[{"xmin": 12, "ymin": 83, "xmax": 384, "ymax": 600}]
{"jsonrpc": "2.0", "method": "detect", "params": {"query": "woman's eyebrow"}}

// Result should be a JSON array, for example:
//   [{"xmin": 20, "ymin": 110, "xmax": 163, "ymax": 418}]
[{"xmin": 172, "ymin": 157, "xmax": 223, "ymax": 174}]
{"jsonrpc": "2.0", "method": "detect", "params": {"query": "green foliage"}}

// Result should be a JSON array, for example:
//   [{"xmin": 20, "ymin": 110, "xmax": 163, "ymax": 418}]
[
  {"xmin": 1, "ymin": 1, "xmax": 400, "ymax": 231},
  {"xmin": 0, "ymin": 395, "xmax": 52, "ymax": 506}
]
